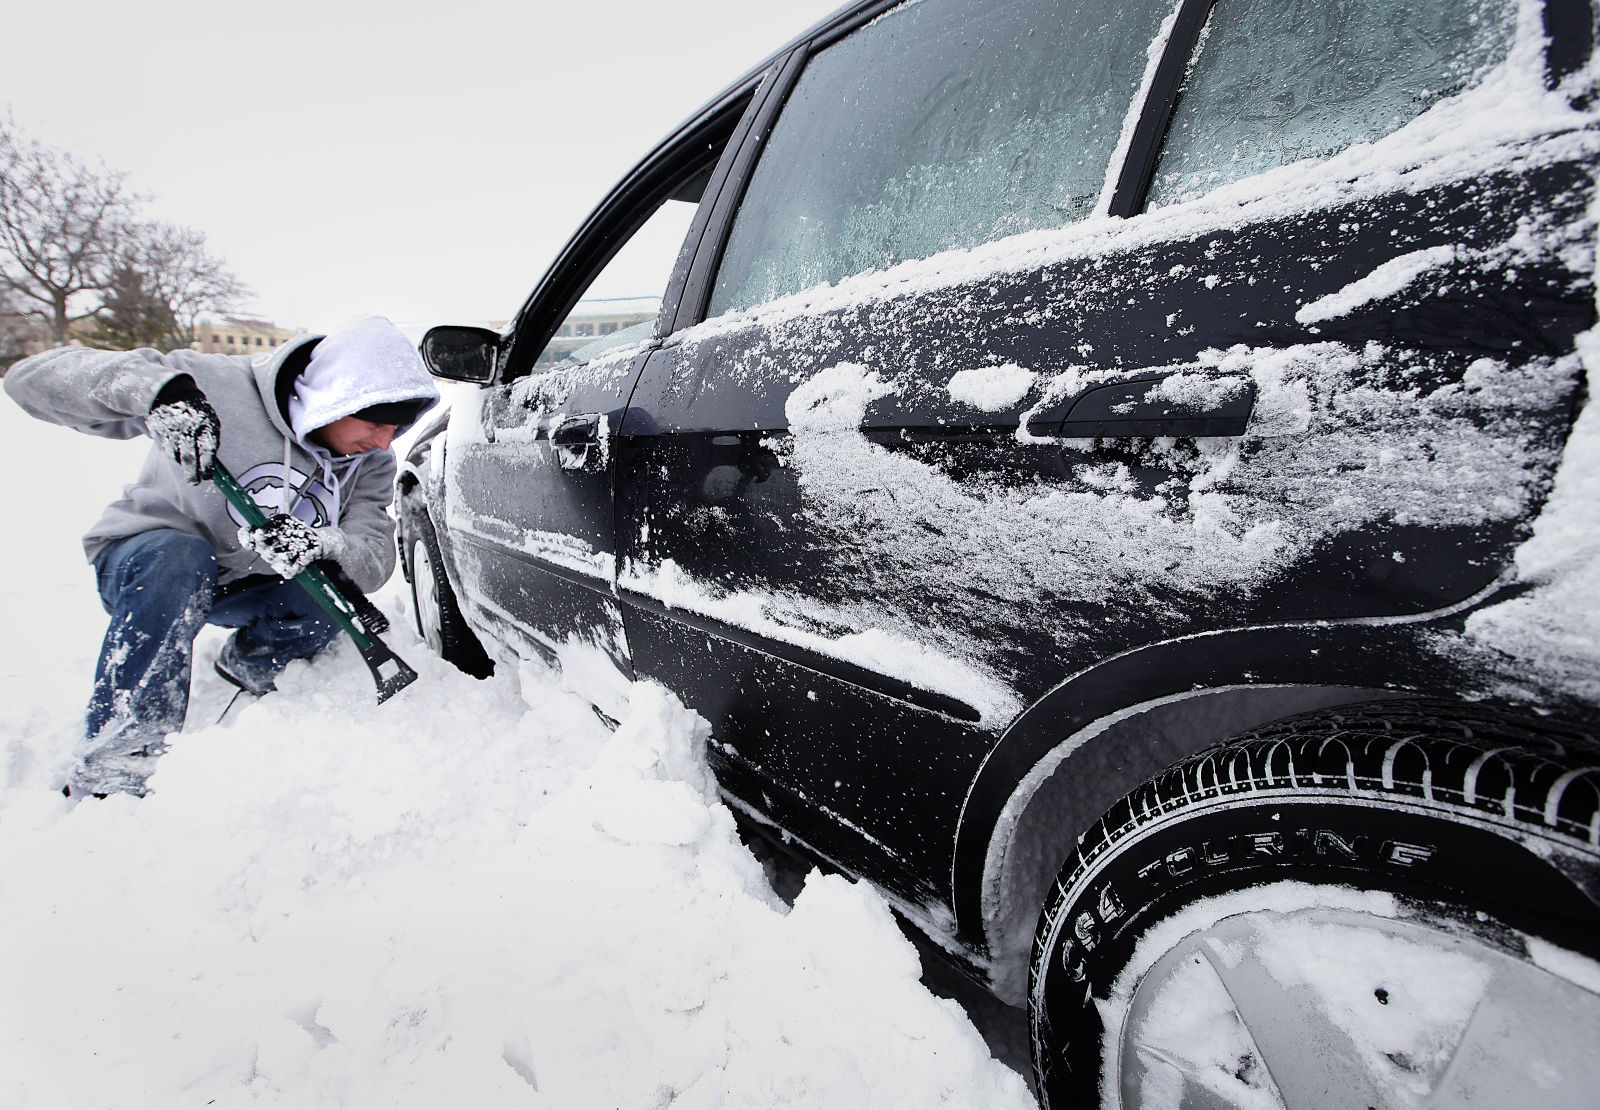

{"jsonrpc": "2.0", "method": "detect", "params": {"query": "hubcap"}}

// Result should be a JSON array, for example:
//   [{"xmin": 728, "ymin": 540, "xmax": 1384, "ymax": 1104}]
[
  {"xmin": 412, "ymin": 537, "xmax": 443, "ymax": 655},
  {"xmin": 1116, "ymin": 905, "xmax": 1600, "ymax": 1109}
]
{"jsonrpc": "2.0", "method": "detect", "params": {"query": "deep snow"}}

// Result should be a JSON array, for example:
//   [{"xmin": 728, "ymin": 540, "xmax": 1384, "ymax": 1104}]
[
  {"xmin": 0, "ymin": 396, "xmax": 1034, "ymax": 1108},
  {"xmin": 6, "ymin": 5, "xmax": 1600, "ymax": 1103}
]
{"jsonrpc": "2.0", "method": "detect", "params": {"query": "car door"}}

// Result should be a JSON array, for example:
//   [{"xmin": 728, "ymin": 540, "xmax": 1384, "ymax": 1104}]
[
  {"xmin": 613, "ymin": 0, "xmax": 1596, "ymax": 918},
  {"xmin": 438, "ymin": 87, "xmax": 768, "ymax": 701},
  {"xmin": 615, "ymin": 0, "xmax": 1181, "ymax": 910}
]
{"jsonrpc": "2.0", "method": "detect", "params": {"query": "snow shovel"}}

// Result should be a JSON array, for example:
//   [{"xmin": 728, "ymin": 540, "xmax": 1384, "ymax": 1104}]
[{"xmin": 211, "ymin": 461, "xmax": 418, "ymax": 703}]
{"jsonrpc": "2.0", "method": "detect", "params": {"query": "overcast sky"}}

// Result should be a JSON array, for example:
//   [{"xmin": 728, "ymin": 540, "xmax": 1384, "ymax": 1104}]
[{"xmin": 4, "ymin": 0, "xmax": 846, "ymax": 334}]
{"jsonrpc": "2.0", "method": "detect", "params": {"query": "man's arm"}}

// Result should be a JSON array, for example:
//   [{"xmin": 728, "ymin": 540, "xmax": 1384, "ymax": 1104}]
[
  {"xmin": 330, "ymin": 451, "xmax": 400, "ymax": 593},
  {"xmin": 3, "ymin": 346, "xmax": 198, "ymax": 438}
]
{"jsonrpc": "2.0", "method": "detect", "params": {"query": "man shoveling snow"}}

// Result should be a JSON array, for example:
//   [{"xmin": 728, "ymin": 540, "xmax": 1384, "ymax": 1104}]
[{"xmin": 4, "ymin": 315, "xmax": 438, "ymax": 798}]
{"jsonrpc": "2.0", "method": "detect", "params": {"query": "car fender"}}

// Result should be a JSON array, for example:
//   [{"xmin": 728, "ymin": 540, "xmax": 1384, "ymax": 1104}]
[{"xmin": 955, "ymin": 587, "xmax": 1529, "ymax": 1003}]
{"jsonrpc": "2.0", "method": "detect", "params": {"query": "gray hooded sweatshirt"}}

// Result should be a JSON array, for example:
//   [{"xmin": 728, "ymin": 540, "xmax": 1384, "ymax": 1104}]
[{"xmin": 3, "ymin": 316, "xmax": 439, "ymax": 592}]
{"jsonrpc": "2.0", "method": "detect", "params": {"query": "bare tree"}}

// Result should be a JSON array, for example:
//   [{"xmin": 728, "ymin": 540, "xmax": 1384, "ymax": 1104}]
[
  {"xmin": 1, "ymin": 116, "xmax": 250, "ymax": 354},
  {"xmin": 0, "ymin": 281, "xmax": 48, "ymax": 369},
  {"xmin": 123, "ymin": 221, "xmax": 249, "ymax": 349},
  {"xmin": 87, "ymin": 261, "xmax": 175, "ymax": 351},
  {"xmin": 86, "ymin": 222, "xmax": 248, "ymax": 350},
  {"xmin": 0, "ymin": 114, "xmax": 140, "ymax": 345}
]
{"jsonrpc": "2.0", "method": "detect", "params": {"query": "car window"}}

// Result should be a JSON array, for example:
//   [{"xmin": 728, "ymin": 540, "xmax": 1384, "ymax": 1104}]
[
  {"xmin": 532, "ymin": 199, "xmax": 696, "ymax": 369},
  {"xmin": 1144, "ymin": 0, "xmax": 1518, "ymax": 209},
  {"xmin": 705, "ymin": 0, "xmax": 1171, "ymax": 317},
  {"xmin": 564, "ymin": 316, "xmax": 658, "ymax": 365}
]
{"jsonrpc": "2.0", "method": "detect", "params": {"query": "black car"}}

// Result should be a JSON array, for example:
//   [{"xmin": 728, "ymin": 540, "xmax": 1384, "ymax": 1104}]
[{"xmin": 399, "ymin": 0, "xmax": 1600, "ymax": 1103}]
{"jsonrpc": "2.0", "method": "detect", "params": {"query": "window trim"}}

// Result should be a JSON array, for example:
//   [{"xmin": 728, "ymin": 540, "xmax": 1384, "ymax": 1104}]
[
  {"xmin": 809, "ymin": 0, "xmax": 909, "ymax": 51},
  {"xmin": 499, "ymin": 81, "xmax": 767, "ymax": 382},
  {"xmin": 1106, "ymin": 0, "xmax": 1217, "ymax": 218},
  {"xmin": 669, "ymin": 47, "xmax": 811, "ymax": 334}
]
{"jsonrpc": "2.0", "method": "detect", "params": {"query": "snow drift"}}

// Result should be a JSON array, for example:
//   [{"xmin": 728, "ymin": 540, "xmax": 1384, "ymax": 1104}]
[{"xmin": 0, "ymin": 397, "xmax": 1033, "ymax": 1109}]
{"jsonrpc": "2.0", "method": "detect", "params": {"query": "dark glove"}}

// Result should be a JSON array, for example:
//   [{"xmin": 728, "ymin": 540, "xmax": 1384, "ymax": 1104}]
[
  {"xmin": 238, "ymin": 514, "xmax": 349, "ymax": 579},
  {"xmin": 147, "ymin": 377, "xmax": 221, "ymax": 484}
]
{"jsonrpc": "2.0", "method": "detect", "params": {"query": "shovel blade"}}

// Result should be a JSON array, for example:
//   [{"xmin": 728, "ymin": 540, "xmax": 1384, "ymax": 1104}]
[{"xmin": 360, "ymin": 640, "xmax": 419, "ymax": 703}]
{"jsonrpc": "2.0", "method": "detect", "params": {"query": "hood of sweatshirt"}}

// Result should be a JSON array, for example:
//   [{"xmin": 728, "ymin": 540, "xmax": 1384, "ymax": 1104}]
[
  {"xmin": 286, "ymin": 316, "xmax": 439, "ymax": 448},
  {"xmin": 241, "ymin": 316, "xmax": 438, "ymax": 528}
]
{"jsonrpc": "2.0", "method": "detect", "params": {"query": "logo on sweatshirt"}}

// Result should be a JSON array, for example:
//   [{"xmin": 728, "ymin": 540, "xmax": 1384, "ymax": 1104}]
[{"xmin": 226, "ymin": 462, "xmax": 334, "ymax": 528}]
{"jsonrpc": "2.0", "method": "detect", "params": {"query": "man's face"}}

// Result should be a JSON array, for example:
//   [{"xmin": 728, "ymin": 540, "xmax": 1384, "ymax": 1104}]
[{"xmin": 312, "ymin": 415, "xmax": 400, "ymax": 456}]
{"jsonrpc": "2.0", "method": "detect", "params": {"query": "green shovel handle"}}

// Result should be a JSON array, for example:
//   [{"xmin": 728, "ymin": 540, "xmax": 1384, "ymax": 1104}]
[{"xmin": 211, "ymin": 460, "xmax": 417, "ymax": 701}]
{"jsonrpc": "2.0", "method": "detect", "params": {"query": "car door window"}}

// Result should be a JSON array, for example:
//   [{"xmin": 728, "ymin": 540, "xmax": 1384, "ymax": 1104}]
[
  {"xmin": 533, "ymin": 199, "xmax": 697, "ymax": 369},
  {"xmin": 1144, "ymin": 0, "xmax": 1518, "ymax": 209},
  {"xmin": 705, "ymin": 0, "xmax": 1171, "ymax": 317}
]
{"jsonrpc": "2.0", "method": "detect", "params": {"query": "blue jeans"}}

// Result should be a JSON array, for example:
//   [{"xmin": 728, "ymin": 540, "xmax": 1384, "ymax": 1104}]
[{"xmin": 75, "ymin": 528, "xmax": 339, "ymax": 795}]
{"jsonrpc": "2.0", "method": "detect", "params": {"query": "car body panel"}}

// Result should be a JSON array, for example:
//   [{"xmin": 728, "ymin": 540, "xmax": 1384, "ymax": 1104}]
[
  {"xmin": 403, "ymin": 0, "xmax": 1600, "ymax": 990},
  {"xmin": 442, "ymin": 347, "xmax": 644, "ymax": 671},
  {"xmin": 612, "ymin": 150, "xmax": 1593, "ymax": 927}
]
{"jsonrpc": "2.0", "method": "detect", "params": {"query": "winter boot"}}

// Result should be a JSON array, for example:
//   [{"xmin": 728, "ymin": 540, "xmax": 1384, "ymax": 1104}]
[{"xmin": 214, "ymin": 633, "xmax": 280, "ymax": 697}]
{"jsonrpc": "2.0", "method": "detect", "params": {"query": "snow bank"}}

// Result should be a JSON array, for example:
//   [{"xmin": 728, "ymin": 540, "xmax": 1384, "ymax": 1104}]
[{"xmin": 0, "ymin": 395, "xmax": 1033, "ymax": 1109}]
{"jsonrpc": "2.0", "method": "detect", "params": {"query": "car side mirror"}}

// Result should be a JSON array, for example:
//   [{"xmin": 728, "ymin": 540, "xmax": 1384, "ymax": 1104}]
[{"xmin": 420, "ymin": 325, "xmax": 501, "ymax": 384}]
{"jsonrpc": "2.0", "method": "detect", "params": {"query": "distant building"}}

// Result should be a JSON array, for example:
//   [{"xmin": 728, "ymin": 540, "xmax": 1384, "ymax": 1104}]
[
  {"xmin": 193, "ymin": 316, "xmax": 302, "ymax": 355},
  {"xmin": 538, "ymin": 297, "xmax": 660, "ymax": 366},
  {"xmin": 2, "ymin": 312, "xmax": 305, "ymax": 371}
]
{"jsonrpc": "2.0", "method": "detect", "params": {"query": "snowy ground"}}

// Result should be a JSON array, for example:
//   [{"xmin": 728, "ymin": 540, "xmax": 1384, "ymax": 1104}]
[{"xmin": 0, "ymin": 396, "xmax": 1036, "ymax": 1108}]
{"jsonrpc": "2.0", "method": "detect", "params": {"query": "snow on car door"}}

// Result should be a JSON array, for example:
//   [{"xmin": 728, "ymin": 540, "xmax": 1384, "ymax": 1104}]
[
  {"xmin": 615, "ymin": 0, "xmax": 1596, "ymax": 916},
  {"xmin": 615, "ymin": 0, "xmax": 1179, "ymax": 911},
  {"xmin": 443, "ymin": 199, "xmax": 700, "ymax": 687},
  {"xmin": 443, "ymin": 335, "xmax": 643, "ymax": 684}
]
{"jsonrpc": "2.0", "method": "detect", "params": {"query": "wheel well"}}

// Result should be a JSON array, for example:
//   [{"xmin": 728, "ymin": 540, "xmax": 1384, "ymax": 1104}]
[{"xmin": 978, "ymin": 683, "xmax": 1401, "ymax": 1004}]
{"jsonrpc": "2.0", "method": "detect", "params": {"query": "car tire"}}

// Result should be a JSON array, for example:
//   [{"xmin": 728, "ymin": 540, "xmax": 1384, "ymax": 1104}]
[
  {"xmin": 1028, "ymin": 698, "xmax": 1600, "ymax": 1110},
  {"xmin": 406, "ymin": 507, "xmax": 494, "ymax": 679}
]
